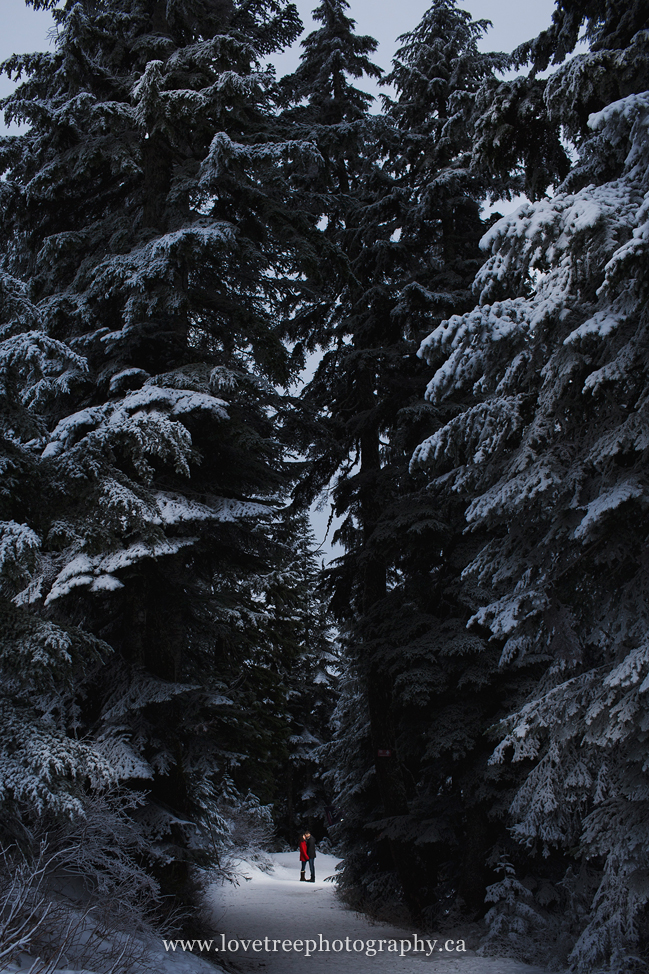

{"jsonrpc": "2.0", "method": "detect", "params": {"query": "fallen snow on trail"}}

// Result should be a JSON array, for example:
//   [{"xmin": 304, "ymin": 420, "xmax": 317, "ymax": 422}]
[
  {"xmin": 1, "ymin": 854, "xmax": 551, "ymax": 974},
  {"xmin": 206, "ymin": 852, "xmax": 549, "ymax": 974}
]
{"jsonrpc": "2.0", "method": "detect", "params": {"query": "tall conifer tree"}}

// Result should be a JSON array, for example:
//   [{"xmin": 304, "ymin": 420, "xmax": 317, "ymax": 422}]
[
  {"xmin": 297, "ymin": 0, "xmax": 509, "ymax": 920},
  {"xmin": 413, "ymin": 1, "xmax": 649, "ymax": 966},
  {"xmin": 278, "ymin": 0, "xmax": 382, "ymax": 354},
  {"xmin": 0, "ymin": 0, "xmax": 313, "ymax": 888}
]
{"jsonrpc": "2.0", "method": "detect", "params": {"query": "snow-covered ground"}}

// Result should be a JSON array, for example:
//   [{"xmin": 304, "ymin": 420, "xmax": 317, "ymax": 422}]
[
  {"xmin": 1, "ymin": 853, "xmax": 550, "ymax": 974},
  {"xmin": 205, "ymin": 852, "xmax": 549, "ymax": 974},
  {"xmin": 1, "ymin": 937, "xmax": 219, "ymax": 974}
]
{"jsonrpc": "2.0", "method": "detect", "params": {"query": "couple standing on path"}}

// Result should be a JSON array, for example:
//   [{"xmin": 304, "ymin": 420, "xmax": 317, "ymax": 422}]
[{"xmin": 299, "ymin": 831, "xmax": 316, "ymax": 882}]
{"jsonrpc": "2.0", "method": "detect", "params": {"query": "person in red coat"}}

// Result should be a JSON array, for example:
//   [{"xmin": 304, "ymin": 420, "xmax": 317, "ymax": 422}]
[
  {"xmin": 304, "ymin": 831, "xmax": 316, "ymax": 882},
  {"xmin": 299, "ymin": 833, "xmax": 308, "ymax": 881}
]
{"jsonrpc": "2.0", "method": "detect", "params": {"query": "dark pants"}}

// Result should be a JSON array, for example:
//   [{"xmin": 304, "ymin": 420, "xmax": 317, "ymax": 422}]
[{"xmin": 308, "ymin": 858, "xmax": 315, "ymax": 880}]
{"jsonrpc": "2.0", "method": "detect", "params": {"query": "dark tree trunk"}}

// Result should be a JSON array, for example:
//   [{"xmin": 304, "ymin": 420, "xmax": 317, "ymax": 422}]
[
  {"xmin": 358, "ymin": 368, "xmax": 426, "ymax": 919},
  {"xmin": 458, "ymin": 804, "xmax": 493, "ymax": 917}
]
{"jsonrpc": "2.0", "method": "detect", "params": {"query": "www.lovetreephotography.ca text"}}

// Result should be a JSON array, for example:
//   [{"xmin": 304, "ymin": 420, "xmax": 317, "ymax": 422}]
[{"xmin": 163, "ymin": 935, "xmax": 468, "ymax": 958}]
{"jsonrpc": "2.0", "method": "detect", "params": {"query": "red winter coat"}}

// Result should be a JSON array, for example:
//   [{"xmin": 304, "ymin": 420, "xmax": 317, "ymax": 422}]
[{"xmin": 299, "ymin": 840, "xmax": 308, "ymax": 862}]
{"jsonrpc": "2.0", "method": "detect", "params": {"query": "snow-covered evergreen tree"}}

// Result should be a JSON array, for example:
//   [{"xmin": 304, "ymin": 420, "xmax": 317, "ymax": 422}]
[
  {"xmin": 0, "ymin": 0, "xmax": 314, "ymax": 894},
  {"xmin": 296, "ymin": 0, "xmax": 512, "ymax": 922},
  {"xmin": 277, "ymin": 0, "xmax": 382, "ymax": 359},
  {"xmin": 280, "ymin": 0, "xmax": 381, "ymax": 193},
  {"xmin": 413, "ymin": 1, "xmax": 649, "ymax": 967}
]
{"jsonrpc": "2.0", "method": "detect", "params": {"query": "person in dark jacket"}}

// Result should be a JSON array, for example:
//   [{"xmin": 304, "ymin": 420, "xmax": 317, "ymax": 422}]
[
  {"xmin": 304, "ymin": 831, "xmax": 316, "ymax": 882},
  {"xmin": 299, "ymin": 833, "xmax": 308, "ymax": 881}
]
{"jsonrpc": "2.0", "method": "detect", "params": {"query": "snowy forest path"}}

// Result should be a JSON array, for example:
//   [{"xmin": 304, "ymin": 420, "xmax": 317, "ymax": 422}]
[{"xmin": 206, "ymin": 853, "xmax": 548, "ymax": 974}]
